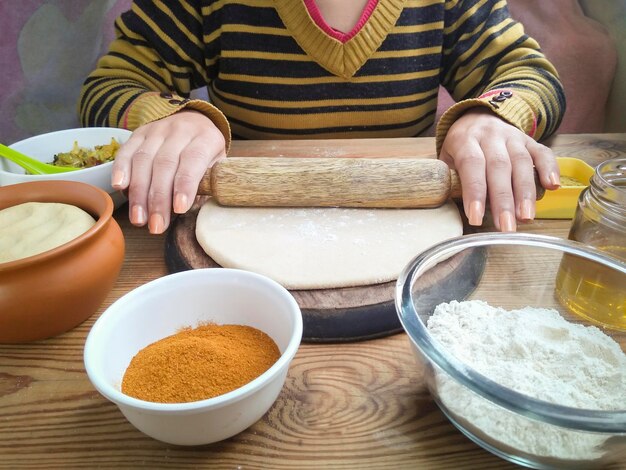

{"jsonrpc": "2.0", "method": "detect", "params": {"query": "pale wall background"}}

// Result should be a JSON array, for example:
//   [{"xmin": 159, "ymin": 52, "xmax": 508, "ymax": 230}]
[{"xmin": 581, "ymin": 0, "xmax": 626, "ymax": 132}]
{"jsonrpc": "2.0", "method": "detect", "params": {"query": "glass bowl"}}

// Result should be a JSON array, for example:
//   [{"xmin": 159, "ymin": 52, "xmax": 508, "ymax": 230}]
[{"xmin": 395, "ymin": 233, "xmax": 626, "ymax": 469}]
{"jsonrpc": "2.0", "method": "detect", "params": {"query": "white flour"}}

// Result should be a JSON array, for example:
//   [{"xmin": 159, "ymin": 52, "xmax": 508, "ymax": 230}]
[{"xmin": 427, "ymin": 300, "xmax": 626, "ymax": 461}]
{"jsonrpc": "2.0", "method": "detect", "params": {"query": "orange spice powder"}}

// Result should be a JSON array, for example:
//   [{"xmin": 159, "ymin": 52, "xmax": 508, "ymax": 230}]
[{"xmin": 121, "ymin": 323, "xmax": 280, "ymax": 403}]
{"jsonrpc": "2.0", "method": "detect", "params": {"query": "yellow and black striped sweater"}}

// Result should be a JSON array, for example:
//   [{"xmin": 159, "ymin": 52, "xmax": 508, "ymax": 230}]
[{"xmin": 79, "ymin": 0, "xmax": 565, "ymax": 153}]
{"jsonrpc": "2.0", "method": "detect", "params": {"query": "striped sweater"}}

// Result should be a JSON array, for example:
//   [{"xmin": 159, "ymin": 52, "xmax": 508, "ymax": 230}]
[{"xmin": 79, "ymin": 0, "xmax": 565, "ymax": 153}]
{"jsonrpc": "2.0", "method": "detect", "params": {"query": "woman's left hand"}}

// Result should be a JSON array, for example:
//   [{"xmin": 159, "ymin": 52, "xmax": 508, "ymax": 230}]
[{"xmin": 439, "ymin": 107, "xmax": 560, "ymax": 231}]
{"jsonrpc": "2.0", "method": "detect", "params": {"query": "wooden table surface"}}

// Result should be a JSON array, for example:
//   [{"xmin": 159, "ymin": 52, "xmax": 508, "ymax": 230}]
[{"xmin": 1, "ymin": 133, "xmax": 625, "ymax": 469}]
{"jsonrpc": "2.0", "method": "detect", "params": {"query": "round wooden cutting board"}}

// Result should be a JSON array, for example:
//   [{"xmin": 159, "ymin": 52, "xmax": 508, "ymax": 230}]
[{"xmin": 165, "ymin": 197, "xmax": 486, "ymax": 343}]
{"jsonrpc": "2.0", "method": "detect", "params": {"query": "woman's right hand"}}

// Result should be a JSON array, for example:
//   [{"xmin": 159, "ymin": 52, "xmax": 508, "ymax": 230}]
[{"xmin": 111, "ymin": 110, "xmax": 226, "ymax": 234}]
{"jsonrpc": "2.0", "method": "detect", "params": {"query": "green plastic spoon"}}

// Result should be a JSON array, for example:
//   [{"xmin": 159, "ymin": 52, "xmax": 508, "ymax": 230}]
[{"xmin": 0, "ymin": 143, "xmax": 80, "ymax": 175}]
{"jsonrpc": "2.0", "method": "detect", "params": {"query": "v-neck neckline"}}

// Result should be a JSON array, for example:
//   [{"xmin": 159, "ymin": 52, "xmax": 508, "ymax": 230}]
[
  {"xmin": 303, "ymin": 0, "xmax": 379, "ymax": 44},
  {"xmin": 274, "ymin": 0, "xmax": 406, "ymax": 79}
]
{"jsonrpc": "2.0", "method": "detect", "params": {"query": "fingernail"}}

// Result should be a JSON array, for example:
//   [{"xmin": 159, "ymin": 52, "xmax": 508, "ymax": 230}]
[
  {"xmin": 149, "ymin": 213, "xmax": 165, "ymax": 234},
  {"xmin": 549, "ymin": 171, "xmax": 560, "ymax": 187},
  {"xmin": 521, "ymin": 199, "xmax": 534, "ymax": 221},
  {"xmin": 131, "ymin": 205, "xmax": 146, "ymax": 225},
  {"xmin": 499, "ymin": 210, "xmax": 516, "ymax": 232},
  {"xmin": 112, "ymin": 170, "xmax": 124, "ymax": 187},
  {"xmin": 468, "ymin": 201, "xmax": 484, "ymax": 226},
  {"xmin": 173, "ymin": 193, "xmax": 189, "ymax": 214}
]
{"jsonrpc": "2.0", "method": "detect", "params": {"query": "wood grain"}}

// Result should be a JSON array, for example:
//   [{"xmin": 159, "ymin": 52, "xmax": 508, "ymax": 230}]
[
  {"xmin": 1, "ymin": 134, "xmax": 624, "ymax": 469},
  {"xmin": 198, "ymin": 157, "xmax": 455, "ymax": 208},
  {"xmin": 197, "ymin": 154, "xmax": 543, "ymax": 207}
]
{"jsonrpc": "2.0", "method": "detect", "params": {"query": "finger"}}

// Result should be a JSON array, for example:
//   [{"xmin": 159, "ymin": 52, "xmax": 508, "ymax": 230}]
[
  {"xmin": 506, "ymin": 140, "xmax": 536, "ymax": 222},
  {"xmin": 438, "ymin": 147, "xmax": 456, "ymax": 170},
  {"xmin": 172, "ymin": 137, "xmax": 225, "ymax": 214},
  {"xmin": 482, "ymin": 139, "xmax": 516, "ymax": 232},
  {"xmin": 447, "ymin": 139, "xmax": 487, "ymax": 227},
  {"xmin": 147, "ymin": 138, "xmax": 190, "ymax": 234},
  {"xmin": 111, "ymin": 133, "xmax": 144, "ymax": 190},
  {"xmin": 527, "ymin": 141, "xmax": 560, "ymax": 190},
  {"xmin": 127, "ymin": 136, "xmax": 165, "ymax": 227}
]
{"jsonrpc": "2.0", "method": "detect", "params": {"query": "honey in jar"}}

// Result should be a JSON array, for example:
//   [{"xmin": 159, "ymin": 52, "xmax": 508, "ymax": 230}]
[{"xmin": 555, "ymin": 157, "xmax": 626, "ymax": 331}]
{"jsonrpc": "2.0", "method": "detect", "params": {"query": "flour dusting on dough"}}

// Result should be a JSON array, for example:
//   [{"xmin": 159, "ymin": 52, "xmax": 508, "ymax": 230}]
[{"xmin": 195, "ymin": 199, "xmax": 463, "ymax": 289}]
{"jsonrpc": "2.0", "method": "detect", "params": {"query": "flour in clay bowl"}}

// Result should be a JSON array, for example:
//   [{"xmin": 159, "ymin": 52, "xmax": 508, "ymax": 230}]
[{"xmin": 426, "ymin": 300, "xmax": 626, "ymax": 468}]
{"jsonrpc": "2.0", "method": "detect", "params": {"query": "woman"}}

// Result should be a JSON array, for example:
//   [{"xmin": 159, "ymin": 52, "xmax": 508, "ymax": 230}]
[{"xmin": 79, "ymin": 0, "xmax": 565, "ymax": 234}]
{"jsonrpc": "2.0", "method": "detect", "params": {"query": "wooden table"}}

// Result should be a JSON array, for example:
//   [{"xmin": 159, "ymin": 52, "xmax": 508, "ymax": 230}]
[{"xmin": 1, "ymin": 134, "xmax": 625, "ymax": 469}]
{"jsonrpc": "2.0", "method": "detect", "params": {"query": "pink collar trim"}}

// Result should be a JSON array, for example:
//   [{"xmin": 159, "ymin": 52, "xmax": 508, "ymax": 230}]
[{"xmin": 303, "ymin": 0, "xmax": 379, "ymax": 43}]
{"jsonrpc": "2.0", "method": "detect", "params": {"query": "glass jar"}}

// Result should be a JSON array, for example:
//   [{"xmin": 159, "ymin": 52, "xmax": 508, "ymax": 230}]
[{"xmin": 555, "ymin": 157, "xmax": 626, "ymax": 331}]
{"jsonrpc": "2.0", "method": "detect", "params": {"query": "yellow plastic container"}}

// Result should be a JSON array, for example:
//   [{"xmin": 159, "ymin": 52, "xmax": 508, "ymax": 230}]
[{"xmin": 535, "ymin": 157, "xmax": 595, "ymax": 219}]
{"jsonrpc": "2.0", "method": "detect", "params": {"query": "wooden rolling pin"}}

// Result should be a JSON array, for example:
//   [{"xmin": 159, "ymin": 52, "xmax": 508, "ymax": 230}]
[{"xmin": 197, "ymin": 157, "xmax": 545, "ymax": 208}]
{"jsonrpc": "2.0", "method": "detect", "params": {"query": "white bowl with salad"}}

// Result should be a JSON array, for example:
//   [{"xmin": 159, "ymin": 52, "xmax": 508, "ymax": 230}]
[{"xmin": 1, "ymin": 127, "xmax": 132, "ymax": 208}]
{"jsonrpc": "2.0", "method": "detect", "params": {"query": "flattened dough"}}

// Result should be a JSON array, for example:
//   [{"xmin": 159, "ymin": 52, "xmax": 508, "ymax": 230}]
[{"xmin": 196, "ymin": 199, "xmax": 463, "ymax": 289}]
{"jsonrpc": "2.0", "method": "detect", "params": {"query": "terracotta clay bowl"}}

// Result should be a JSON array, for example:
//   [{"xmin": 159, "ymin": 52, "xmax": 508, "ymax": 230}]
[{"xmin": 0, "ymin": 180, "xmax": 125, "ymax": 343}]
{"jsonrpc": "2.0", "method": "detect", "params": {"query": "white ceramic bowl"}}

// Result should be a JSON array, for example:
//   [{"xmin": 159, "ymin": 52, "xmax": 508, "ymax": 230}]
[
  {"xmin": 84, "ymin": 268, "xmax": 303, "ymax": 446},
  {"xmin": 2, "ymin": 127, "xmax": 132, "ymax": 208},
  {"xmin": 396, "ymin": 233, "xmax": 626, "ymax": 469}
]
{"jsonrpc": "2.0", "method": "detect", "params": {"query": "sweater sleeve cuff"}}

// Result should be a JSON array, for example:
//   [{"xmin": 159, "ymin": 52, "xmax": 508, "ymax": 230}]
[
  {"xmin": 121, "ymin": 92, "xmax": 232, "ymax": 152},
  {"xmin": 435, "ymin": 89, "xmax": 537, "ymax": 156}
]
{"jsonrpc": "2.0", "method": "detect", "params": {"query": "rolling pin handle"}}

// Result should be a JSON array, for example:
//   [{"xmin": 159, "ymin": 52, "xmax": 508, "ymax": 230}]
[{"xmin": 198, "ymin": 167, "xmax": 213, "ymax": 196}]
